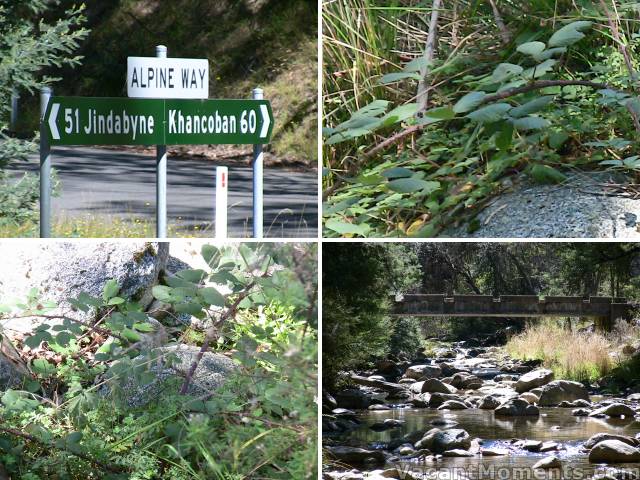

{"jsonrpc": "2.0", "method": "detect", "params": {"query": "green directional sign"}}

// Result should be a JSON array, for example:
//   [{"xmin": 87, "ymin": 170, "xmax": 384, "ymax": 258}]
[{"xmin": 44, "ymin": 96, "xmax": 273, "ymax": 146}]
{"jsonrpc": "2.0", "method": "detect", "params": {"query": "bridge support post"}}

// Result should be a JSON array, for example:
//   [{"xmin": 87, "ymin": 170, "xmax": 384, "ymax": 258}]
[{"xmin": 594, "ymin": 316, "xmax": 612, "ymax": 333}]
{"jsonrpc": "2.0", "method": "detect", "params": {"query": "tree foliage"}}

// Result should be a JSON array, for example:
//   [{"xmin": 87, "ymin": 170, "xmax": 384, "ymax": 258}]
[
  {"xmin": 322, "ymin": 243, "xmax": 420, "ymax": 388},
  {"xmin": 0, "ymin": 0, "xmax": 88, "ymax": 226}
]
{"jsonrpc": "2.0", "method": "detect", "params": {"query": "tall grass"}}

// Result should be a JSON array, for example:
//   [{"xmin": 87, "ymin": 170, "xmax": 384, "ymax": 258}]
[{"xmin": 506, "ymin": 321, "xmax": 612, "ymax": 383}]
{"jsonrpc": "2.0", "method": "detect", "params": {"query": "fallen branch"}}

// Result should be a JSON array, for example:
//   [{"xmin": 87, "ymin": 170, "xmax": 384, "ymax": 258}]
[{"xmin": 179, "ymin": 280, "xmax": 259, "ymax": 395}]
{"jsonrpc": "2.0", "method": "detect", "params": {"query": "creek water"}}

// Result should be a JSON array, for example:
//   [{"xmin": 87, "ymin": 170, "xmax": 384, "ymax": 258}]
[{"xmin": 341, "ymin": 406, "xmax": 640, "ymax": 479}]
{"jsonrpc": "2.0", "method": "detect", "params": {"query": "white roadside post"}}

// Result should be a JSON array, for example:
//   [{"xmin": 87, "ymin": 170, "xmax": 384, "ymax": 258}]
[
  {"xmin": 215, "ymin": 166, "xmax": 228, "ymax": 238},
  {"xmin": 155, "ymin": 45, "xmax": 168, "ymax": 238},
  {"xmin": 252, "ymin": 88, "xmax": 264, "ymax": 238},
  {"xmin": 40, "ymin": 87, "xmax": 52, "ymax": 238}
]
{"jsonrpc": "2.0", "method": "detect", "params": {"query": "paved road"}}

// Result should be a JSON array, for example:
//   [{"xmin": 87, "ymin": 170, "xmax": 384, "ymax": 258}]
[{"xmin": 10, "ymin": 147, "xmax": 317, "ymax": 237}]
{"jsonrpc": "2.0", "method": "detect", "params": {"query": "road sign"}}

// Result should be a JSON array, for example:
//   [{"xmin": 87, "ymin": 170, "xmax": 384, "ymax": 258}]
[
  {"xmin": 127, "ymin": 57, "xmax": 209, "ymax": 99},
  {"xmin": 44, "ymin": 96, "xmax": 273, "ymax": 146}
]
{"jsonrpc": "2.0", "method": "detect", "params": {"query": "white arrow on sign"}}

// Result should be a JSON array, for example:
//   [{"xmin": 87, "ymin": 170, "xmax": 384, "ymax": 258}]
[
  {"xmin": 259, "ymin": 104, "xmax": 270, "ymax": 139},
  {"xmin": 48, "ymin": 103, "xmax": 60, "ymax": 140}
]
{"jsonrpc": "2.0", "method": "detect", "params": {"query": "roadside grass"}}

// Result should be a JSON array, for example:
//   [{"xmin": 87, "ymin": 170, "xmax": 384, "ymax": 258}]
[
  {"xmin": 0, "ymin": 209, "xmax": 315, "ymax": 238},
  {"xmin": 505, "ymin": 321, "xmax": 613, "ymax": 383}
]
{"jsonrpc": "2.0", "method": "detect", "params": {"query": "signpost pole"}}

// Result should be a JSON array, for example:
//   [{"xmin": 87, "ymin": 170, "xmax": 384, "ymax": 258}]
[
  {"xmin": 39, "ymin": 87, "xmax": 52, "ymax": 238},
  {"xmin": 251, "ymin": 88, "xmax": 264, "ymax": 238},
  {"xmin": 215, "ymin": 166, "xmax": 228, "ymax": 239},
  {"xmin": 156, "ymin": 45, "xmax": 168, "ymax": 239}
]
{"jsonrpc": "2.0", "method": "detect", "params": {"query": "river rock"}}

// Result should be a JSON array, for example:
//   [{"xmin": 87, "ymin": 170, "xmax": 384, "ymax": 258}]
[
  {"xmin": 478, "ymin": 395, "xmax": 501, "ymax": 409},
  {"xmin": 573, "ymin": 408, "xmax": 591, "ymax": 416},
  {"xmin": 519, "ymin": 392, "xmax": 539, "ymax": 404},
  {"xmin": 538, "ymin": 380, "xmax": 589, "ymax": 406},
  {"xmin": 335, "ymin": 389, "xmax": 374, "ymax": 409},
  {"xmin": 368, "ymin": 404, "xmax": 391, "ymax": 411},
  {"xmin": 443, "ymin": 449, "xmax": 474, "ymax": 457},
  {"xmin": 415, "ymin": 428, "xmax": 471, "ymax": 453},
  {"xmin": 368, "ymin": 375, "xmax": 387, "ymax": 382},
  {"xmin": 628, "ymin": 393, "xmax": 640, "ymax": 401},
  {"xmin": 427, "ymin": 392, "xmax": 465, "ymax": 408},
  {"xmin": 0, "ymin": 242, "xmax": 169, "ymax": 334},
  {"xmin": 323, "ymin": 391, "xmax": 338, "ymax": 411},
  {"xmin": 415, "ymin": 378, "xmax": 457, "ymax": 394},
  {"xmin": 515, "ymin": 369, "xmax": 554, "ymax": 393},
  {"xmin": 540, "ymin": 441, "xmax": 559, "ymax": 452},
  {"xmin": 520, "ymin": 440, "xmax": 543, "ymax": 452},
  {"xmin": 588, "ymin": 440, "xmax": 640, "ymax": 463},
  {"xmin": 371, "ymin": 419, "xmax": 404, "ymax": 431},
  {"xmin": 0, "ymin": 339, "xmax": 28, "ymax": 388},
  {"xmin": 495, "ymin": 398, "xmax": 539, "ymax": 416},
  {"xmin": 405, "ymin": 364, "xmax": 441, "ymax": 380},
  {"xmin": 533, "ymin": 456, "xmax": 562, "ymax": 469},
  {"xmin": 585, "ymin": 434, "xmax": 638, "ymax": 449},
  {"xmin": 325, "ymin": 446, "xmax": 385, "ymax": 465},
  {"xmin": 482, "ymin": 448, "xmax": 509, "ymax": 456},
  {"xmin": 590, "ymin": 403, "xmax": 636, "ymax": 418},
  {"xmin": 437, "ymin": 400, "xmax": 468, "ymax": 410}
]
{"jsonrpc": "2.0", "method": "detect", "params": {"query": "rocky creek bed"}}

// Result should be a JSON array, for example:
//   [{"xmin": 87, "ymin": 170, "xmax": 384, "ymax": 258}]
[{"xmin": 323, "ymin": 345, "xmax": 640, "ymax": 480}]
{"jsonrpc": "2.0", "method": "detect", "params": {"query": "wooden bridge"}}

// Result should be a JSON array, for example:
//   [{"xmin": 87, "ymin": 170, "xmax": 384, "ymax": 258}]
[{"xmin": 390, "ymin": 294, "xmax": 636, "ymax": 329}]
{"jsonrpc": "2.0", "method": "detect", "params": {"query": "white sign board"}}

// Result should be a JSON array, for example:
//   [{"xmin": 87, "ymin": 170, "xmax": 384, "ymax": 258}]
[{"xmin": 127, "ymin": 57, "xmax": 209, "ymax": 99}]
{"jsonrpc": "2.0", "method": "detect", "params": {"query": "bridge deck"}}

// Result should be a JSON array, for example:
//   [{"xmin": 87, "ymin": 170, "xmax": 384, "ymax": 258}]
[{"xmin": 390, "ymin": 294, "xmax": 634, "ymax": 319}]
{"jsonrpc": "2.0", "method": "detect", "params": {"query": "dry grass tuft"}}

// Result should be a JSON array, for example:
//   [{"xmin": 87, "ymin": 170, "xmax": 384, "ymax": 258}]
[{"xmin": 506, "ymin": 321, "xmax": 613, "ymax": 382}]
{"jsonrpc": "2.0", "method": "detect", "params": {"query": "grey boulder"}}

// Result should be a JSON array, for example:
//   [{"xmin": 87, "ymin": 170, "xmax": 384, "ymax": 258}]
[
  {"xmin": 589, "ymin": 440, "xmax": 640, "ymax": 463},
  {"xmin": 515, "ymin": 369, "xmax": 554, "ymax": 393},
  {"xmin": 495, "ymin": 398, "xmax": 539, "ymax": 416},
  {"xmin": 538, "ymin": 380, "xmax": 589, "ymax": 406},
  {"xmin": 415, "ymin": 428, "xmax": 471, "ymax": 453}
]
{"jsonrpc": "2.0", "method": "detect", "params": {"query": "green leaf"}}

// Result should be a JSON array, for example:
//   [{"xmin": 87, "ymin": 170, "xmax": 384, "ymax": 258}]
[
  {"xmin": 387, "ymin": 178, "xmax": 440, "ymax": 194},
  {"xmin": 201, "ymin": 245, "xmax": 220, "ymax": 267},
  {"xmin": 66, "ymin": 431, "xmax": 83, "ymax": 444},
  {"xmin": 32, "ymin": 359, "xmax": 56, "ymax": 376},
  {"xmin": 176, "ymin": 269, "xmax": 207, "ymax": 284},
  {"xmin": 549, "ymin": 131, "xmax": 570, "ymax": 150},
  {"xmin": 152, "ymin": 285, "xmax": 173, "ymax": 303},
  {"xmin": 379, "ymin": 72, "xmax": 421, "ymax": 84},
  {"xmin": 423, "ymin": 106, "xmax": 455, "ymax": 120},
  {"xmin": 466, "ymin": 103, "xmax": 512, "ymax": 123},
  {"xmin": 174, "ymin": 302, "xmax": 203, "ymax": 316},
  {"xmin": 489, "ymin": 63, "xmax": 524, "ymax": 83},
  {"xmin": 402, "ymin": 56, "xmax": 430, "ymax": 73},
  {"xmin": 453, "ymin": 92, "xmax": 487, "ymax": 114},
  {"xmin": 102, "ymin": 279, "xmax": 119, "ymax": 301},
  {"xmin": 512, "ymin": 116, "xmax": 551, "ymax": 131},
  {"xmin": 324, "ymin": 219, "xmax": 370, "ymax": 236},
  {"xmin": 517, "ymin": 41, "xmax": 546, "ymax": 57},
  {"xmin": 496, "ymin": 122, "xmax": 514, "ymax": 151},
  {"xmin": 381, "ymin": 103, "xmax": 418, "ymax": 126},
  {"xmin": 107, "ymin": 297, "xmax": 125, "ymax": 305},
  {"xmin": 510, "ymin": 96, "xmax": 554, "ymax": 118},
  {"xmin": 382, "ymin": 167, "xmax": 414, "ymax": 179},
  {"xmin": 132, "ymin": 322, "xmax": 155, "ymax": 333},
  {"xmin": 326, "ymin": 127, "xmax": 376, "ymax": 145},
  {"xmin": 121, "ymin": 328, "xmax": 141, "ymax": 343},
  {"xmin": 535, "ymin": 47, "xmax": 567, "ymax": 61},
  {"xmin": 530, "ymin": 164, "xmax": 567, "ymax": 184},
  {"xmin": 55, "ymin": 331, "xmax": 73, "ymax": 347},
  {"xmin": 522, "ymin": 59, "xmax": 557, "ymax": 79},
  {"xmin": 199, "ymin": 287, "xmax": 225, "ymax": 307},
  {"xmin": 548, "ymin": 21, "xmax": 592, "ymax": 48}
]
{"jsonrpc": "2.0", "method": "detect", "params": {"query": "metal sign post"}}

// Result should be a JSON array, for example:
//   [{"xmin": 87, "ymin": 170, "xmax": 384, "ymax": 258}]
[
  {"xmin": 155, "ymin": 45, "xmax": 168, "ymax": 239},
  {"xmin": 40, "ymin": 87, "xmax": 52, "ymax": 238},
  {"xmin": 215, "ymin": 166, "xmax": 228, "ymax": 238},
  {"xmin": 252, "ymin": 88, "xmax": 264, "ymax": 238}
]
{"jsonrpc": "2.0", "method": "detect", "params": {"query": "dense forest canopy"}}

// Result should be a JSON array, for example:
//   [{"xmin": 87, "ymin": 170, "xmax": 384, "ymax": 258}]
[{"xmin": 323, "ymin": 0, "xmax": 640, "ymax": 236}]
